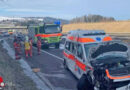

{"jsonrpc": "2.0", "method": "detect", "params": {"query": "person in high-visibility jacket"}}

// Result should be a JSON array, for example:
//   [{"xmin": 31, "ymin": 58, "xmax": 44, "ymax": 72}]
[
  {"xmin": 24, "ymin": 36, "xmax": 31, "ymax": 58},
  {"xmin": 37, "ymin": 37, "xmax": 41, "ymax": 55},
  {"xmin": 13, "ymin": 37, "xmax": 21, "ymax": 60},
  {"xmin": 17, "ymin": 38, "xmax": 22, "ymax": 55},
  {"xmin": 29, "ymin": 37, "xmax": 33, "ymax": 57}
]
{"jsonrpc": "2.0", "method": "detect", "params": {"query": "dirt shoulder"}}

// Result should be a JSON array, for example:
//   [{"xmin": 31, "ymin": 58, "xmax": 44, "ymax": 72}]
[{"xmin": 0, "ymin": 41, "xmax": 38, "ymax": 90}]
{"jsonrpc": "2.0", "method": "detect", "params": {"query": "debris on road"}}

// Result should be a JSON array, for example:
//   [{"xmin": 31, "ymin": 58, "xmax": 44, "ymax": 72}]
[{"xmin": 32, "ymin": 68, "xmax": 41, "ymax": 73}]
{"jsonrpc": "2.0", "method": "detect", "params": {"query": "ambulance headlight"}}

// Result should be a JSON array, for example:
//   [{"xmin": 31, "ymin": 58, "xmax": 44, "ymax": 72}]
[
  {"xmin": 44, "ymin": 40, "xmax": 48, "ymax": 43},
  {"xmin": 43, "ymin": 39, "xmax": 48, "ymax": 43}
]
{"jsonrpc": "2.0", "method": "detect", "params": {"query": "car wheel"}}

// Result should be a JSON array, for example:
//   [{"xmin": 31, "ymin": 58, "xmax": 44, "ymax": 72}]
[{"xmin": 77, "ymin": 74, "xmax": 94, "ymax": 90}]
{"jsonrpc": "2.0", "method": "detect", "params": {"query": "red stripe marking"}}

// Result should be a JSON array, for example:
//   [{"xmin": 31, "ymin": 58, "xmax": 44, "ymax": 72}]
[
  {"xmin": 78, "ymin": 38, "xmax": 96, "ymax": 43},
  {"xmin": 67, "ymin": 36, "xmax": 95, "ymax": 43},
  {"xmin": 75, "ymin": 59, "xmax": 86, "ymax": 71},
  {"xmin": 106, "ymin": 69, "xmax": 130, "ymax": 80},
  {"xmin": 103, "ymin": 36, "xmax": 112, "ymax": 41},
  {"xmin": 35, "ymin": 33, "xmax": 62, "ymax": 38},
  {"xmin": 63, "ymin": 51, "xmax": 86, "ymax": 71}
]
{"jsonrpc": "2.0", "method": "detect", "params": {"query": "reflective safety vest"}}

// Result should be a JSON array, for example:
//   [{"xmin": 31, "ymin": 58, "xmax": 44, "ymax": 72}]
[{"xmin": 24, "ymin": 42, "xmax": 30, "ymax": 50}]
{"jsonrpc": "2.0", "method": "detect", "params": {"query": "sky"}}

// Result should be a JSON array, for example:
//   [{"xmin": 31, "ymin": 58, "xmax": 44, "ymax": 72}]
[{"xmin": 0, "ymin": 0, "xmax": 130, "ymax": 20}]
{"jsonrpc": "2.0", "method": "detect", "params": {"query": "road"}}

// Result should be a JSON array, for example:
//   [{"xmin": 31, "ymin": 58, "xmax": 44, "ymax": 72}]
[
  {"xmin": 23, "ymin": 45, "xmax": 78, "ymax": 90},
  {"xmin": 6, "ymin": 36, "xmax": 78, "ymax": 90}
]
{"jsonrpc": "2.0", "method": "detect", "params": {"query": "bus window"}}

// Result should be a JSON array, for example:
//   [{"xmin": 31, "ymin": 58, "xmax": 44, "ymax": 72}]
[
  {"xmin": 39, "ymin": 26, "xmax": 44, "ymax": 33},
  {"xmin": 35, "ymin": 28, "xmax": 38, "ymax": 34}
]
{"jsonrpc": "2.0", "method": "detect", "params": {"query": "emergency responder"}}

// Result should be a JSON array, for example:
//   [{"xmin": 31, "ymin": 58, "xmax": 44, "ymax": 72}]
[
  {"xmin": 13, "ymin": 37, "xmax": 21, "ymax": 60},
  {"xmin": 17, "ymin": 38, "xmax": 22, "ymax": 55},
  {"xmin": 37, "ymin": 36, "xmax": 41, "ymax": 55},
  {"xmin": 29, "ymin": 37, "xmax": 33, "ymax": 57},
  {"xmin": 24, "ymin": 36, "xmax": 31, "ymax": 58}
]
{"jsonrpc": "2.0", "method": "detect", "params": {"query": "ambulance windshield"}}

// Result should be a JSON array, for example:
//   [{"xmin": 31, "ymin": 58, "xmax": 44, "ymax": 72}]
[
  {"xmin": 84, "ymin": 43, "xmax": 98, "ymax": 58},
  {"xmin": 44, "ymin": 25, "xmax": 61, "ymax": 34}
]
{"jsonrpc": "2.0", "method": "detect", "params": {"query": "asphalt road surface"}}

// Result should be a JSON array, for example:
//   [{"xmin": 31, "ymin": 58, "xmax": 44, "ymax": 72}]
[
  {"xmin": 24, "ymin": 45, "xmax": 78, "ymax": 90},
  {"xmin": 7, "ymin": 36, "xmax": 78, "ymax": 90}
]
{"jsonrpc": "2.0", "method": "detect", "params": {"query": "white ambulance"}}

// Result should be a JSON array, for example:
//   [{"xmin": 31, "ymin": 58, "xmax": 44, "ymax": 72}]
[{"xmin": 63, "ymin": 30, "xmax": 130, "ymax": 90}]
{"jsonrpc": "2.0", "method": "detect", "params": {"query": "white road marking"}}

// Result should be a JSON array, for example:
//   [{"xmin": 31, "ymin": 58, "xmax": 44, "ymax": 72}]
[
  {"xmin": 33, "ymin": 47, "xmax": 64, "ymax": 61},
  {"xmin": 41, "ymin": 50, "xmax": 64, "ymax": 61}
]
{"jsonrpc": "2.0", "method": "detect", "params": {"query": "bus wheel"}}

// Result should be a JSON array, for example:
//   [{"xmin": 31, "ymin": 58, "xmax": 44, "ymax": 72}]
[{"xmin": 55, "ymin": 43, "xmax": 59, "ymax": 49}]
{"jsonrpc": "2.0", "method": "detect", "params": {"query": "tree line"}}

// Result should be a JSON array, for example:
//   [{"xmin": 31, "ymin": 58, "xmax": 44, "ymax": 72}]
[{"xmin": 70, "ymin": 15, "xmax": 115, "ymax": 23}]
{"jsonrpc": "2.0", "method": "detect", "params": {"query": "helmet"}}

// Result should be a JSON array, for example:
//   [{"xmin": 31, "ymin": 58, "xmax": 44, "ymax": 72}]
[{"xmin": 25, "ymin": 36, "xmax": 29, "ymax": 42}]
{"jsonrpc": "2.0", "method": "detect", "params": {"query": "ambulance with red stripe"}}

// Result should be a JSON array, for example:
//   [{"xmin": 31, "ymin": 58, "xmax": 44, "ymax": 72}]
[
  {"xmin": 63, "ymin": 30, "xmax": 130, "ymax": 90},
  {"xmin": 28, "ymin": 24, "xmax": 62, "ymax": 49}
]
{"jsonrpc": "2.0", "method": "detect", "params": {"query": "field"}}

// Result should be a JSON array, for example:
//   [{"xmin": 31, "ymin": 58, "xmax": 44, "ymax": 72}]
[{"xmin": 62, "ymin": 21, "xmax": 130, "ymax": 35}]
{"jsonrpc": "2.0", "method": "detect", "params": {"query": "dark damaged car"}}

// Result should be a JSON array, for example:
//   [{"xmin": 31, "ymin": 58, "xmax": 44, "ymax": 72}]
[{"xmin": 77, "ymin": 41, "xmax": 130, "ymax": 90}]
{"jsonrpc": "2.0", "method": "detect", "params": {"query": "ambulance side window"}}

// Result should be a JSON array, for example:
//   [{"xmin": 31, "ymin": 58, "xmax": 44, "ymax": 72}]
[
  {"xmin": 68, "ymin": 42, "xmax": 71, "ymax": 51},
  {"xmin": 65, "ymin": 41, "xmax": 71, "ymax": 51},
  {"xmin": 70, "ymin": 43, "xmax": 76, "ymax": 54},
  {"xmin": 77, "ymin": 44, "xmax": 83, "ymax": 59},
  {"xmin": 65, "ymin": 41, "xmax": 69, "ymax": 50}
]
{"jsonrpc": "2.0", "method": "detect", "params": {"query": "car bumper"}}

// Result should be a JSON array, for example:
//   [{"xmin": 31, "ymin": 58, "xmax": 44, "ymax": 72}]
[{"xmin": 42, "ymin": 42, "xmax": 59, "ymax": 45}]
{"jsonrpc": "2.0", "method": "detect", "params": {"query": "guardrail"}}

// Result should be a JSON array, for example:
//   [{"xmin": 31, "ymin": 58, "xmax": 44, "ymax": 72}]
[{"xmin": 0, "ymin": 26, "xmax": 27, "ymax": 29}]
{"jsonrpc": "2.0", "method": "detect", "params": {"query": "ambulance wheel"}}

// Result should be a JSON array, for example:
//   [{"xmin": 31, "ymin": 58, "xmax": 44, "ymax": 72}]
[
  {"xmin": 64, "ymin": 59, "xmax": 68, "ymax": 69},
  {"xmin": 55, "ymin": 43, "xmax": 59, "ymax": 49},
  {"xmin": 77, "ymin": 74, "xmax": 94, "ymax": 90}
]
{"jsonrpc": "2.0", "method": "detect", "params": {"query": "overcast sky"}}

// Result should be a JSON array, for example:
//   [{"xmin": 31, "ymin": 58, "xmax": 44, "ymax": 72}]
[{"xmin": 0, "ymin": 0, "xmax": 130, "ymax": 20}]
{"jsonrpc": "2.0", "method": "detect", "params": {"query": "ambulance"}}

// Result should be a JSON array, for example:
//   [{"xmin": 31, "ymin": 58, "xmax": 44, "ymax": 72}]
[{"xmin": 63, "ymin": 30, "xmax": 130, "ymax": 90}]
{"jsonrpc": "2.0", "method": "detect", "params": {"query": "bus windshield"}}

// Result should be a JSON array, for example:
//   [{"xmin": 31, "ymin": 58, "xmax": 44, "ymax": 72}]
[{"xmin": 44, "ymin": 26, "xmax": 61, "ymax": 34}]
